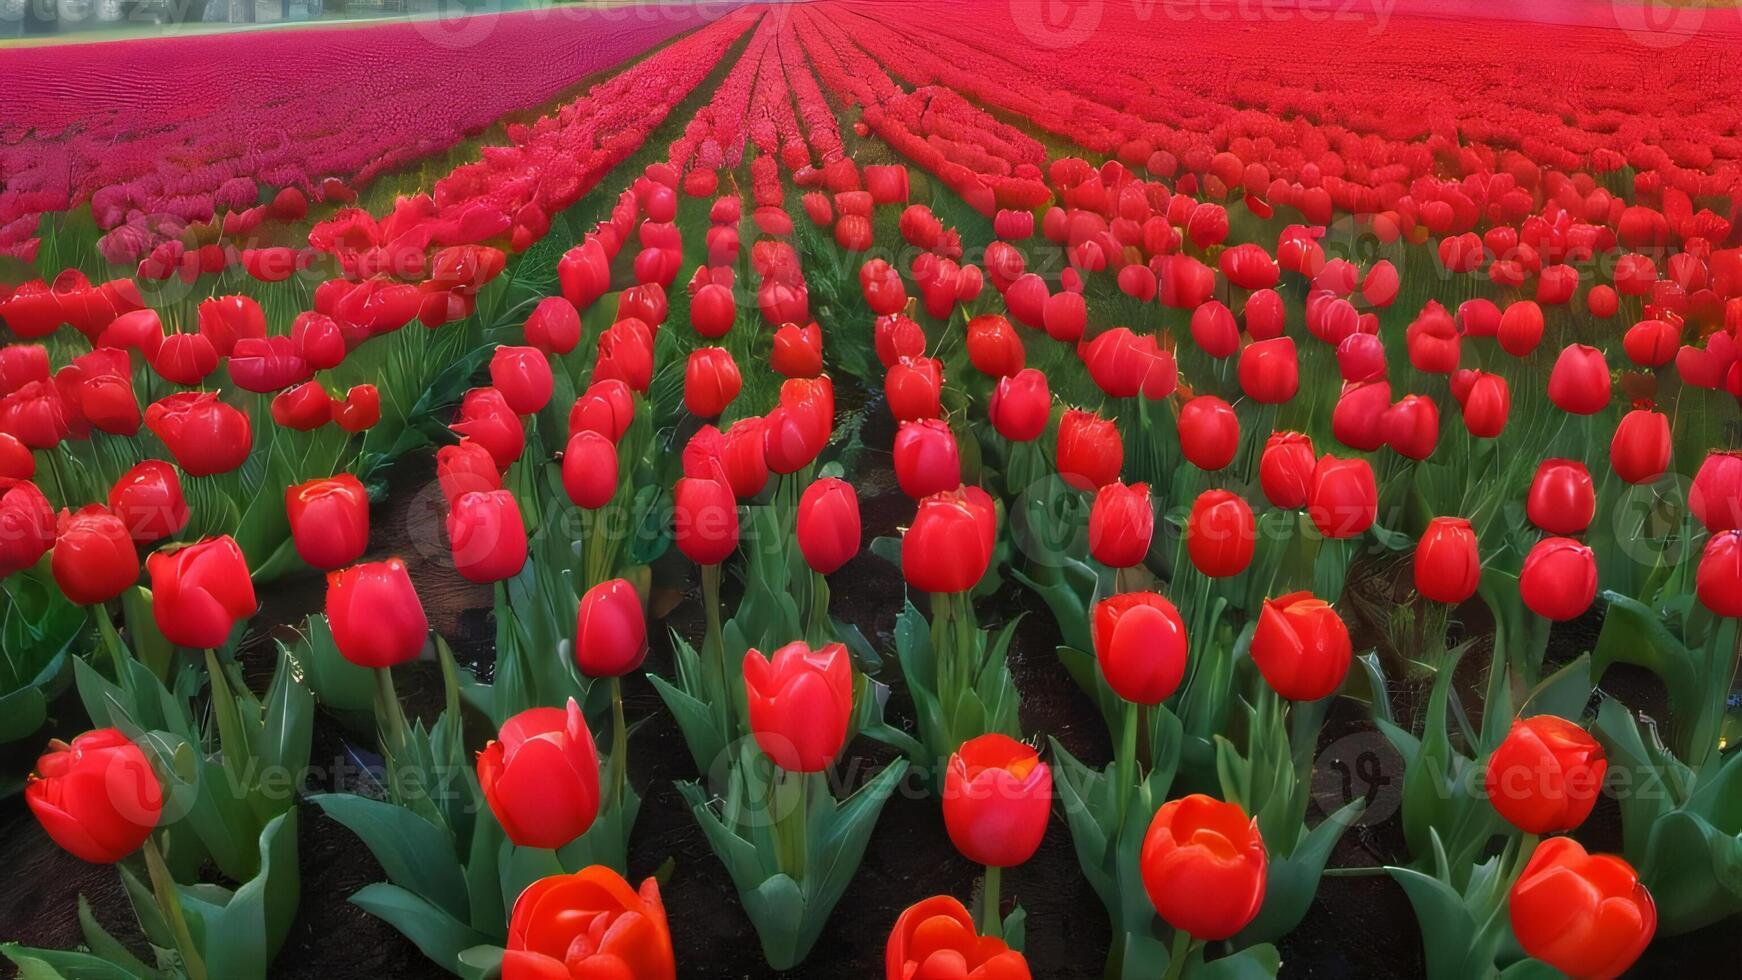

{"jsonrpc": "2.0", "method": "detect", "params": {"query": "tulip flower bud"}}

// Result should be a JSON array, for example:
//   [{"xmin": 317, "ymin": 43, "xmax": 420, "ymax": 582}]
[
  {"xmin": 673, "ymin": 477, "xmax": 738, "ymax": 566},
  {"xmin": 719, "ymin": 417, "xmax": 770, "ymax": 498},
  {"xmin": 1520, "ymin": 537, "xmax": 1597, "ymax": 621},
  {"xmin": 489, "ymin": 346, "xmax": 555, "ymax": 416},
  {"xmin": 452, "ymin": 387, "xmax": 525, "ymax": 469},
  {"xmin": 1696, "ymin": 530, "xmax": 1742, "ymax": 618},
  {"xmin": 144, "ymin": 392, "xmax": 251, "ymax": 477},
  {"xmin": 1140, "ymin": 795, "xmax": 1267, "ymax": 940},
  {"xmin": 988, "ymin": 369, "xmax": 1050, "ymax": 442},
  {"xmin": 743, "ymin": 641, "xmax": 852, "ymax": 772},
  {"xmin": 1056, "ymin": 409, "xmax": 1123, "ymax": 491},
  {"xmin": 1484, "ymin": 715, "xmax": 1606, "ymax": 834},
  {"xmin": 1526, "ymin": 459, "xmax": 1595, "ymax": 535},
  {"xmin": 1689, "ymin": 450, "xmax": 1742, "ymax": 533},
  {"xmin": 1510, "ymin": 838, "xmax": 1655, "ymax": 980},
  {"xmin": 1091, "ymin": 591, "xmax": 1188, "ymax": 704},
  {"xmin": 1382, "ymin": 394, "xmax": 1440, "ymax": 460},
  {"xmin": 576, "ymin": 578, "xmax": 647, "ymax": 677},
  {"xmin": 1336, "ymin": 333, "xmax": 1387, "ymax": 383},
  {"xmin": 1610, "ymin": 409, "xmax": 1671, "ymax": 485},
  {"xmin": 1178, "ymin": 396, "xmax": 1240, "ymax": 471},
  {"xmin": 561, "ymin": 430, "xmax": 619, "ymax": 510},
  {"xmin": 326, "ymin": 558, "xmax": 428, "ymax": 668},
  {"xmin": 964, "ymin": 314, "xmax": 1024, "ymax": 379},
  {"xmin": 893, "ymin": 418, "xmax": 961, "ymax": 500},
  {"xmin": 1332, "ymin": 381, "xmax": 1391, "ymax": 452},
  {"xmin": 1546, "ymin": 343, "xmax": 1612, "ymax": 415},
  {"xmin": 796, "ymin": 477, "xmax": 861, "ymax": 575},
  {"xmin": 1459, "ymin": 371, "xmax": 1511, "ymax": 438},
  {"xmin": 0, "ymin": 480, "xmax": 55, "ymax": 577},
  {"xmin": 1190, "ymin": 302, "xmax": 1240, "ymax": 359},
  {"xmin": 1089, "ymin": 481, "xmax": 1153, "ymax": 569},
  {"xmin": 50, "ymin": 506, "xmax": 138, "ymax": 605},
  {"xmin": 886, "ymin": 356, "xmax": 943, "ymax": 422},
  {"xmin": 446, "ymin": 489, "xmax": 528, "ymax": 583},
  {"xmin": 1415, "ymin": 517, "xmax": 1480, "ymax": 604},
  {"xmin": 26, "ymin": 729, "xmax": 162, "ymax": 864},
  {"xmin": 683, "ymin": 347, "xmax": 742, "ymax": 419},
  {"xmin": 1259, "ymin": 431, "xmax": 1315, "ymax": 509},
  {"xmin": 146, "ymin": 536, "xmax": 257, "ymax": 648},
  {"xmin": 1405, "ymin": 301, "xmax": 1461, "ymax": 374},
  {"xmin": 506, "ymin": 867, "xmax": 675, "ymax": 978},
  {"xmin": 1185, "ymin": 489, "xmax": 1256, "ymax": 578},
  {"xmin": 286, "ymin": 474, "xmax": 370, "ymax": 571},
  {"xmin": 333, "ymin": 384, "xmax": 381, "ymax": 433},
  {"xmin": 942, "ymin": 734, "xmax": 1052, "ymax": 868},
  {"xmin": 903, "ymin": 488, "xmax": 995, "ymax": 594},
  {"xmin": 1307, "ymin": 456, "xmax": 1376, "ymax": 539},
  {"xmin": 570, "ymin": 378, "xmax": 637, "ymax": 444},
  {"xmin": 1238, "ymin": 337, "xmax": 1299, "ymax": 404},
  {"xmin": 770, "ymin": 321, "xmax": 824, "ymax": 379},
  {"xmin": 478, "ymin": 700, "xmax": 600, "ymax": 849},
  {"xmin": 107, "ymin": 460, "xmax": 188, "ymax": 545},
  {"xmin": 523, "ymin": 296, "xmax": 581, "ymax": 354},
  {"xmin": 1498, "ymin": 301, "xmax": 1544, "ymax": 357},
  {"xmin": 886, "ymin": 896, "xmax": 1029, "ymax": 979},
  {"xmin": 1252, "ymin": 592, "xmax": 1352, "ymax": 700}
]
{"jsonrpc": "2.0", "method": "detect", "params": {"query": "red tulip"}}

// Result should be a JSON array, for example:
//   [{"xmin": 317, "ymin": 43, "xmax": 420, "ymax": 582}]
[
  {"xmin": 197, "ymin": 295, "xmax": 266, "ymax": 357},
  {"xmin": 942, "ymin": 734, "xmax": 1052, "ymax": 868},
  {"xmin": 797, "ymin": 477, "xmax": 860, "ymax": 575},
  {"xmin": 26, "ymin": 729, "xmax": 162, "ymax": 864},
  {"xmin": 1083, "ymin": 479, "xmax": 1151, "ymax": 570},
  {"xmin": 150, "ymin": 332, "xmax": 219, "ymax": 386},
  {"xmin": 146, "ymin": 536, "xmax": 256, "ymax": 648},
  {"xmin": 988, "ymin": 369, "xmax": 1050, "ymax": 442},
  {"xmin": 50, "ymin": 506, "xmax": 137, "ymax": 605},
  {"xmin": 1140, "ymin": 795, "xmax": 1266, "ymax": 940},
  {"xmin": 1623, "ymin": 318, "xmax": 1681, "ymax": 368},
  {"xmin": 447, "ymin": 489, "xmax": 528, "ymax": 583},
  {"xmin": 1609, "ymin": 409, "xmax": 1671, "ymax": 485},
  {"xmin": 763, "ymin": 384, "xmax": 832, "ymax": 475},
  {"xmin": 1459, "ymin": 371, "xmax": 1511, "ymax": 438},
  {"xmin": 1252, "ymin": 591, "xmax": 1352, "ymax": 700},
  {"xmin": 1510, "ymin": 838, "xmax": 1655, "ymax": 980},
  {"xmin": 1485, "ymin": 715, "xmax": 1606, "ymax": 834},
  {"xmin": 0, "ymin": 480, "xmax": 54, "ymax": 578},
  {"xmin": 1405, "ymin": 301, "xmax": 1461, "ymax": 374},
  {"xmin": 556, "ymin": 430, "xmax": 617, "ymax": 511},
  {"xmin": 595, "ymin": 319, "xmax": 655, "ymax": 393},
  {"xmin": 1042, "ymin": 290, "xmax": 1086, "ymax": 343},
  {"xmin": 1415, "ymin": 517, "xmax": 1480, "ymax": 604},
  {"xmin": 903, "ymin": 488, "xmax": 995, "ymax": 594},
  {"xmin": 490, "ymin": 346, "xmax": 554, "ymax": 416},
  {"xmin": 874, "ymin": 314, "xmax": 926, "ymax": 369},
  {"xmin": 523, "ymin": 296, "xmax": 581, "ymax": 354},
  {"xmin": 1527, "ymin": 460, "xmax": 1595, "ymax": 535},
  {"xmin": 1307, "ymin": 456, "xmax": 1376, "ymax": 538},
  {"xmin": 1689, "ymin": 450, "xmax": 1742, "ymax": 533},
  {"xmin": 570, "ymin": 378, "xmax": 636, "ymax": 444},
  {"xmin": 885, "ymin": 896, "xmax": 1030, "ymax": 980},
  {"xmin": 690, "ymin": 282, "xmax": 735, "ymax": 339},
  {"xmin": 770, "ymin": 321, "xmax": 824, "ymax": 378},
  {"xmin": 684, "ymin": 347, "xmax": 742, "ymax": 418},
  {"xmin": 1697, "ymin": 530, "xmax": 1742, "ymax": 617},
  {"xmin": 1498, "ymin": 301, "xmax": 1545, "ymax": 357},
  {"xmin": 1056, "ymin": 409, "xmax": 1123, "ymax": 490},
  {"xmin": 576, "ymin": 578, "xmax": 647, "ymax": 676},
  {"xmin": 743, "ymin": 641, "xmax": 852, "ymax": 772},
  {"xmin": 144, "ymin": 392, "xmax": 251, "ymax": 477},
  {"xmin": 478, "ymin": 700, "xmax": 600, "ymax": 848},
  {"xmin": 861, "ymin": 258, "xmax": 908, "ymax": 315},
  {"xmin": 505, "ymin": 867, "xmax": 675, "ymax": 980},
  {"xmin": 1383, "ymin": 394, "xmax": 1440, "ymax": 460},
  {"xmin": 286, "ymin": 474, "xmax": 370, "ymax": 571},
  {"xmin": 0, "ymin": 432, "xmax": 31, "ymax": 481},
  {"xmin": 436, "ymin": 440, "xmax": 501, "ymax": 506},
  {"xmin": 719, "ymin": 417, "xmax": 770, "ymax": 498},
  {"xmin": 1336, "ymin": 333, "xmax": 1387, "ymax": 383},
  {"xmin": 1547, "ymin": 344, "xmax": 1612, "ymax": 415},
  {"xmin": 887, "ymin": 356, "xmax": 943, "ymax": 422},
  {"xmin": 1091, "ymin": 591, "xmax": 1188, "ymax": 704},
  {"xmin": 1177, "ymin": 396, "xmax": 1238, "ymax": 472},
  {"xmin": 271, "ymin": 382, "xmax": 331, "ymax": 430},
  {"xmin": 672, "ymin": 475, "xmax": 737, "ymax": 565},
  {"xmin": 894, "ymin": 418, "xmax": 961, "ymax": 500},
  {"xmin": 452, "ymin": 388, "xmax": 525, "ymax": 469},
  {"xmin": 1520, "ymin": 537, "xmax": 1598, "ymax": 621},
  {"xmin": 107, "ymin": 460, "xmax": 187, "ymax": 545},
  {"xmin": 292, "ymin": 313, "xmax": 347, "ymax": 371},
  {"xmin": 1332, "ymin": 381, "xmax": 1390, "ymax": 452},
  {"xmin": 1191, "ymin": 302, "xmax": 1240, "ymax": 358},
  {"xmin": 1259, "ymin": 431, "xmax": 1315, "ymax": 509},
  {"xmin": 966, "ymin": 314, "xmax": 1025, "ymax": 379},
  {"xmin": 1186, "ymin": 489, "xmax": 1256, "ymax": 578},
  {"xmin": 333, "ymin": 384, "xmax": 380, "ymax": 433},
  {"xmin": 326, "ymin": 558, "xmax": 428, "ymax": 668},
  {"xmin": 1238, "ymin": 337, "xmax": 1299, "ymax": 404}
]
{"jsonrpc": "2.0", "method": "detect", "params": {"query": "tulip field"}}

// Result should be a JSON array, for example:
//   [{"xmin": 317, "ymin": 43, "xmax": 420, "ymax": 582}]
[{"xmin": 5, "ymin": 0, "xmax": 1742, "ymax": 976}]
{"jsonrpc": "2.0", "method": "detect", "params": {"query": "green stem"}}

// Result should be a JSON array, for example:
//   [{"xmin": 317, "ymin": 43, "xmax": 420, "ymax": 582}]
[
  {"xmin": 202, "ymin": 649, "xmax": 251, "ymax": 790},
  {"xmin": 1116, "ymin": 699, "xmax": 1140, "ymax": 828},
  {"xmin": 807, "ymin": 571, "xmax": 831, "ymax": 644},
  {"xmin": 142, "ymin": 836, "xmax": 208, "ymax": 980},
  {"xmin": 779, "ymin": 768, "xmax": 810, "ymax": 880},
  {"xmin": 373, "ymin": 665, "xmax": 408, "ymax": 763},
  {"xmin": 93, "ymin": 602, "xmax": 130, "ymax": 681},
  {"xmin": 981, "ymin": 864, "xmax": 1003, "ymax": 939},
  {"xmin": 607, "ymin": 676, "xmax": 628, "ymax": 808},
  {"xmin": 1161, "ymin": 929, "xmax": 1196, "ymax": 980},
  {"xmin": 702, "ymin": 562, "xmax": 731, "ymax": 742}
]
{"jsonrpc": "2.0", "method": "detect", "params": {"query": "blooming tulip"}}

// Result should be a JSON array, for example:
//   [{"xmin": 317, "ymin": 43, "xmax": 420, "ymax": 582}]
[
  {"xmin": 673, "ymin": 477, "xmax": 738, "ymax": 566},
  {"xmin": 146, "ymin": 536, "xmax": 256, "ymax": 648},
  {"xmin": 51, "ymin": 507, "xmax": 138, "ymax": 605},
  {"xmin": 719, "ymin": 417, "xmax": 770, "ymax": 498},
  {"xmin": 144, "ymin": 392, "xmax": 251, "ymax": 477},
  {"xmin": 1056, "ymin": 409, "xmax": 1123, "ymax": 491},
  {"xmin": 966, "ymin": 314, "xmax": 1025, "ymax": 379},
  {"xmin": 885, "ymin": 896, "xmax": 1030, "ymax": 980},
  {"xmin": 523, "ymin": 296, "xmax": 581, "ymax": 355},
  {"xmin": 576, "ymin": 578, "xmax": 647, "ymax": 676},
  {"xmin": 1520, "ymin": 537, "xmax": 1597, "ymax": 621},
  {"xmin": 763, "ymin": 379, "xmax": 832, "ymax": 475},
  {"xmin": 562, "ymin": 430, "xmax": 618, "ymax": 510},
  {"xmin": 452, "ymin": 388, "xmax": 524, "ymax": 469},
  {"xmin": 1527, "ymin": 460, "xmax": 1595, "ymax": 535},
  {"xmin": 1383, "ymin": 394, "xmax": 1440, "ymax": 460},
  {"xmin": 1238, "ymin": 337, "xmax": 1299, "ymax": 404},
  {"xmin": 893, "ymin": 418, "xmax": 961, "ymax": 499},
  {"xmin": 326, "ymin": 558, "xmax": 428, "ymax": 668},
  {"xmin": 570, "ymin": 379, "xmax": 636, "ymax": 444},
  {"xmin": 770, "ymin": 321, "xmax": 824, "ymax": 378},
  {"xmin": 447, "ymin": 489, "xmax": 528, "ymax": 583},
  {"xmin": 1415, "ymin": 517, "xmax": 1480, "ymax": 604},
  {"xmin": 1186, "ymin": 490, "xmax": 1255, "ymax": 578},
  {"xmin": 1546, "ymin": 344, "xmax": 1612, "ymax": 415},
  {"xmin": 478, "ymin": 701, "xmax": 600, "ymax": 849},
  {"xmin": 1460, "ymin": 371, "xmax": 1511, "ymax": 438},
  {"xmin": 286, "ymin": 474, "xmax": 370, "ymax": 571},
  {"xmin": 1331, "ymin": 381, "xmax": 1390, "ymax": 452},
  {"xmin": 107, "ymin": 460, "xmax": 188, "ymax": 545},
  {"xmin": 1091, "ymin": 591, "xmax": 1188, "ymax": 704},
  {"xmin": 797, "ymin": 477, "xmax": 860, "ymax": 575},
  {"xmin": 1252, "ymin": 592, "xmax": 1352, "ymax": 700},
  {"xmin": 743, "ymin": 641, "xmax": 852, "ymax": 772},
  {"xmin": 684, "ymin": 347, "xmax": 742, "ymax": 418},
  {"xmin": 1696, "ymin": 531, "xmax": 1742, "ymax": 617},
  {"xmin": 271, "ymin": 382, "xmax": 331, "ymax": 430},
  {"xmin": 1089, "ymin": 481, "xmax": 1153, "ymax": 569},
  {"xmin": 489, "ymin": 346, "xmax": 554, "ymax": 416},
  {"xmin": 1509, "ymin": 838, "xmax": 1654, "ymax": 980},
  {"xmin": 26, "ymin": 729, "xmax": 162, "ymax": 864},
  {"xmin": 903, "ymin": 488, "xmax": 995, "ymax": 594},
  {"xmin": 988, "ymin": 369, "xmax": 1050, "ymax": 442},
  {"xmin": 942, "ymin": 735, "xmax": 1052, "ymax": 868},
  {"xmin": 1139, "ymin": 795, "xmax": 1267, "ymax": 940},
  {"xmin": 1406, "ymin": 301, "xmax": 1460, "ymax": 374},
  {"xmin": 1259, "ymin": 431, "xmax": 1315, "ymax": 509},
  {"xmin": 887, "ymin": 356, "xmax": 943, "ymax": 422},
  {"xmin": 0, "ymin": 480, "xmax": 54, "ymax": 577},
  {"xmin": 1307, "ymin": 456, "xmax": 1376, "ymax": 538},
  {"xmin": 1484, "ymin": 715, "xmax": 1606, "ymax": 834},
  {"xmin": 1689, "ymin": 450, "xmax": 1742, "ymax": 533},
  {"xmin": 506, "ymin": 867, "xmax": 675, "ymax": 979},
  {"xmin": 1178, "ymin": 396, "xmax": 1239, "ymax": 471},
  {"xmin": 1610, "ymin": 409, "xmax": 1671, "ymax": 485}
]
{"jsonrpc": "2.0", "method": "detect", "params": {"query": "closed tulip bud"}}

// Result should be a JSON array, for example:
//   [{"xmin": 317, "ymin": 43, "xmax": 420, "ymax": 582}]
[
  {"xmin": 1332, "ymin": 381, "xmax": 1391, "ymax": 452},
  {"xmin": 1336, "ymin": 332, "xmax": 1387, "ymax": 382},
  {"xmin": 146, "ymin": 536, "xmax": 256, "ymax": 648},
  {"xmin": 0, "ymin": 432, "xmax": 34, "ymax": 481},
  {"xmin": 1520, "ymin": 537, "xmax": 1597, "ymax": 621},
  {"xmin": 447, "ymin": 489, "xmax": 528, "ymax": 583},
  {"xmin": 505, "ymin": 867, "xmax": 675, "ymax": 980},
  {"xmin": 903, "ymin": 487, "xmax": 995, "ymax": 594},
  {"xmin": 436, "ymin": 439, "xmax": 501, "ymax": 506},
  {"xmin": 893, "ymin": 418, "xmax": 961, "ymax": 499},
  {"xmin": 860, "ymin": 258, "xmax": 907, "ymax": 315},
  {"xmin": 988, "ymin": 369, "xmax": 1050, "ymax": 442},
  {"xmin": 743, "ymin": 641, "xmax": 852, "ymax": 772},
  {"xmin": 489, "ymin": 346, "xmax": 554, "ymax": 416},
  {"xmin": 271, "ymin": 382, "xmax": 332, "ymax": 430},
  {"xmin": 333, "ymin": 384, "xmax": 380, "ymax": 433},
  {"xmin": 1140, "ymin": 795, "xmax": 1267, "ymax": 940},
  {"xmin": 1546, "ymin": 344, "xmax": 1612, "ymax": 415},
  {"xmin": 50, "ymin": 506, "xmax": 137, "ymax": 605},
  {"xmin": 966, "ymin": 314, "xmax": 1025, "ymax": 379},
  {"xmin": 1623, "ymin": 318, "xmax": 1681, "ymax": 367},
  {"xmin": 286, "ymin": 474, "xmax": 370, "ymax": 571},
  {"xmin": 797, "ymin": 477, "xmax": 860, "ymax": 575},
  {"xmin": 1485, "ymin": 715, "xmax": 1606, "ymax": 834},
  {"xmin": 874, "ymin": 314, "xmax": 927, "ymax": 369},
  {"xmin": 1498, "ymin": 301, "xmax": 1545, "ymax": 357},
  {"xmin": 1460, "ymin": 372, "xmax": 1511, "ymax": 438},
  {"xmin": 684, "ymin": 347, "xmax": 742, "ymax": 418},
  {"xmin": 1187, "ymin": 489, "xmax": 1256, "ymax": 578},
  {"xmin": 576, "ymin": 578, "xmax": 647, "ymax": 676},
  {"xmin": 886, "ymin": 896, "xmax": 1030, "ymax": 980},
  {"xmin": 1307, "ymin": 455, "xmax": 1376, "ymax": 538},
  {"xmin": 1042, "ymin": 289, "xmax": 1087, "ymax": 342},
  {"xmin": 942, "ymin": 734, "xmax": 1052, "ymax": 868},
  {"xmin": 1178, "ymin": 396, "xmax": 1239, "ymax": 471},
  {"xmin": 720, "ymin": 417, "xmax": 770, "ymax": 498},
  {"xmin": 1415, "ymin": 517, "xmax": 1480, "ymax": 604},
  {"xmin": 1527, "ymin": 459, "xmax": 1595, "ymax": 534},
  {"xmin": 26, "ymin": 729, "xmax": 162, "ymax": 864},
  {"xmin": 144, "ymin": 392, "xmax": 251, "ymax": 477},
  {"xmin": 1510, "ymin": 838, "xmax": 1655, "ymax": 980},
  {"xmin": 0, "ymin": 480, "xmax": 55, "ymax": 577},
  {"xmin": 326, "ymin": 558, "xmax": 428, "ymax": 668},
  {"xmin": 478, "ymin": 700, "xmax": 600, "ymax": 849},
  {"xmin": 291, "ymin": 313, "xmax": 347, "ymax": 371},
  {"xmin": 1252, "ymin": 592, "xmax": 1352, "ymax": 700},
  {"xmin": 1689, "ymin": 450, "xmax": 1742, "ymax": 533},
  {"xmin": 569, "ymin": 378, "xmax": 637, "ymax": 444},
  {"xmin": 1238, "ymin": 336, "xmax": 1299, "ymax": 404},
  {"xmin": 886, "ymin": 356, "xmax": 943, "ymax": 422},
  {"xmin": 1405, "ymin": 301, "xmax": 1461, "ymax": 374},
  {"xmin": 107, "ymin": 460, "xmax": 187, "ymax": 545},
  {"xmin": 1259, "ymin": 431, "xmax": 1315, "ymax": 509},
  {"xmin": 1089, "ymin": 481, "xmax": 1153, "ymax": 569},
  {"xmin": 770, "ymin": 321, "xmax": 824, "ymax": 379},
  {"xmin": 1056, "ymin": 409, "xmax": 1123, "ymax": 490},
  {"xmin": 1091, "ymin": 591, "xmax": 1188, "ymax": 704},
  {"xmin": 1610, "ymin": 409, "xmax": 1671, "ymax": 485},
  {"xmin": 562, "ymin": 430, "xmax": 618, "ymax": 510},
  {"xmin": 452, "ymin": 388, "xmax": 524, "ymax": 469},
  {"xmin": 673, "ymin": 477, "xmax": 737, "ymax": 565},
  {"xmin": 1383, "ymin": 394, "xmax": 1440, "ymax": 460},
  {"xmin": 1190, "ymin": 301, "xmax": 1240, "ymax": 358},
  {"xmin": 522, "ymin": 296, "xmax": 581, "ymax": 354},
  {"xmin": 1697, "ymin": 530, "xmax": 1742, "ymax": 617}
]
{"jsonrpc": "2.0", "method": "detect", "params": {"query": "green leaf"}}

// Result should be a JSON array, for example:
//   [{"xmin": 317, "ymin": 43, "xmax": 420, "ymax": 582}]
[
  {"xmin": 349, "ymin": 883, "xmax": 491, "ymax": 974},
  {"xmin": 0, "ymin": 946, "xmax": 143, "ymax": 980},
  {"xmin": 76, "ymin": 897, "xmax": 154, "ymax": 978},
  {"xmin": 1386, "ymin": 866, "xmax": 1480, "ymax": 980},
  {"xmin": 309, "ymin": 794, "xmax": 469, "ymax": 921},
  {"xmin": 1235, "ymin": 798, "xmax": 1365, "ymax": 945}
]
